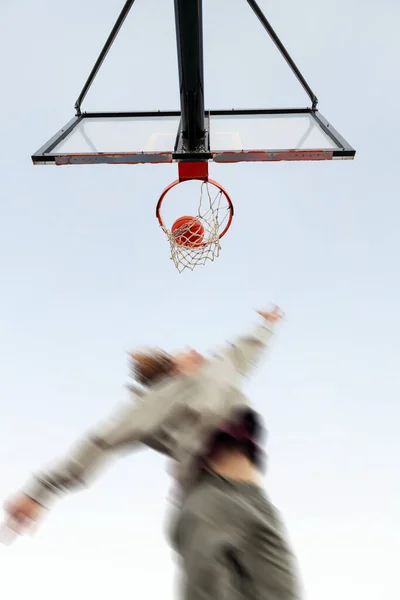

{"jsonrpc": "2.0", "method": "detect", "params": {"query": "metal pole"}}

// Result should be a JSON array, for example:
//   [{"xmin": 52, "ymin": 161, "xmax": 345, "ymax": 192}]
[
  {"xmin": 75, "ymin": 0, "xmax": 137, "ymax": 114},
  {"xmin": 174, "ymin": 0, "xmax": 206, "ymax": 151},
  {"xmin": 246, "ymin": 0, "xmax": 318, "ymax": 109}
]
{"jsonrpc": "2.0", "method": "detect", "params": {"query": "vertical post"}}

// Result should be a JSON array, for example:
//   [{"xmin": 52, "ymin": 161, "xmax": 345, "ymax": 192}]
[{"xmin": 174, "ymin": 0, "xmax": 206, "ymax": 151}]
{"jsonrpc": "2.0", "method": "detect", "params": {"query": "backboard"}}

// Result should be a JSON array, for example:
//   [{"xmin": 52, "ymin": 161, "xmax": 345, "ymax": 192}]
[
  {"xmin": 32, "ymin": 108, "xmax": 354, "ymax": 165},
  {"xmin": 32, "ymin": 0, "xmax": 355, "ymax": 167},
  {"xmin": 30, "ymin": 0, "xmax": 356, "ymax": 271}
]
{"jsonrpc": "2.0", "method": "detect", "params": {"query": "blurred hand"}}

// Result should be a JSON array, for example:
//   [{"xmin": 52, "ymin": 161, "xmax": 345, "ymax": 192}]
[
  {"xmin": 257, "ymin": 305, "xmax": 284, "ymax": 323},
  {"xmin": 0, "ymin": 493, "xmax": 47, "ymax": 545}
]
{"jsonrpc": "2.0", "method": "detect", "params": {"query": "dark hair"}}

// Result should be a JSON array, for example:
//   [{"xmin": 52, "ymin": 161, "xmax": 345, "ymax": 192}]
[{"xmin": 129, "ymin": 349, "xmax": 176, "ymax": 387}]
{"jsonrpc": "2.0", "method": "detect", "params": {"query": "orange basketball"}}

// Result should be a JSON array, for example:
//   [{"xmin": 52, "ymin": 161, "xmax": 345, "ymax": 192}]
[{"xmin": 171, "ymin": 216, "xmax": 205, "ymax": 247}]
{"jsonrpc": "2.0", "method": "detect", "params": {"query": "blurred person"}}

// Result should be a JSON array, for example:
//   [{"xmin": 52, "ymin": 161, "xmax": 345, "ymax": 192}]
[{"xmin": 1, "ymin": 305, "xmax": 301, "ymax": 599}]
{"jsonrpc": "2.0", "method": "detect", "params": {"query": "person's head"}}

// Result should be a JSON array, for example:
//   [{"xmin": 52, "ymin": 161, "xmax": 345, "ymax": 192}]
[{"xmin": 129, "ymin": 348, "xmax": 205, "ymax": 388}]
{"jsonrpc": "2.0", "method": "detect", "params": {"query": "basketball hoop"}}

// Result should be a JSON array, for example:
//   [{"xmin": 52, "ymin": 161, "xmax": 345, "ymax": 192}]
[{"xmin": 156, "ymin": 163, "xmax": 234, "ymax": 272}]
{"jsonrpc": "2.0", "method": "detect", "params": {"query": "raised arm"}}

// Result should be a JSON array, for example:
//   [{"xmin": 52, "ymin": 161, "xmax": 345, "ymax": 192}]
[{"xmin": 209, "ymin": 306, "xmax": 284, "ymax": 378}]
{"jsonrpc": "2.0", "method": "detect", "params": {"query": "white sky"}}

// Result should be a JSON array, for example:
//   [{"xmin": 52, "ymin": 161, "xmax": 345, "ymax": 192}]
[{"xmin": 1, "ymin": 1, "xmax": 399, "ymax": 599}]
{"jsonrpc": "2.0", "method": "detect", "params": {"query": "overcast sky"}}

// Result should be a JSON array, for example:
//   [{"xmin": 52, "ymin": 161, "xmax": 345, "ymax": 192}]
[{"xmin": 1, "ymin": 1, "xmax": 399, "ymax": 599}]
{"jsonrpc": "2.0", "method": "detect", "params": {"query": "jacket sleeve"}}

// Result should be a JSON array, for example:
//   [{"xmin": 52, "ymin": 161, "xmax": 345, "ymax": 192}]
[
  {"xmin": 21, "ymin": 376, "xmax": 193, "ymax": 509},
  {"xmin": 208, "ymin": 318, "xmax": 276, "ymax": 379}
]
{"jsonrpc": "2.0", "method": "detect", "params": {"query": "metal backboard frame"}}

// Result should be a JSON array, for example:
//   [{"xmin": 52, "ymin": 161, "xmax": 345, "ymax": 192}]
[
  {"xmin": 31, "ymin": 0, "xmax": 355, "ymax": 166},
  {"xmin": 32, "ymin": 108, "xmax": 354, "ymax": 166}
]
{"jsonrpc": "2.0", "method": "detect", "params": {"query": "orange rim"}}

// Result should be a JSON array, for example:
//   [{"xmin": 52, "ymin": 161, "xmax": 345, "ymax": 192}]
[{"xmin": 156, "ymin": 177, "xmax": 234, "ymax": 243}]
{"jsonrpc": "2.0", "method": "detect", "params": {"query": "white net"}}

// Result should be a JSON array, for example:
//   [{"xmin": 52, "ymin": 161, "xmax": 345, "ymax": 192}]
[{"xmin": 160, "ymin": 181, "xmax": 232, "ymax": 273}]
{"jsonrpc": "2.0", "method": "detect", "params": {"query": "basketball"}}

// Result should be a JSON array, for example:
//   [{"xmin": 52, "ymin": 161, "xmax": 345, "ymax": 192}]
[{"xmin": 171, "ymin": 216, "xmax": 205, "ymax": 248}]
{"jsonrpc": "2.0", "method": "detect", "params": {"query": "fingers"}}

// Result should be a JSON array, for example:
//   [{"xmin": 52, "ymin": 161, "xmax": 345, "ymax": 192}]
[
  {"xmin": 269, "ymin": 304, "xmax": 282, "ymax": 315},
  {"xmin": 0, "ymin": 523, "xmax": 19, "ymax": 546},
  {"xmin": 3, "ymin": 512, "xmax": 27, "ymax": 535},
  {"xmin": 1, "ymin": 495, "xmax": 46, "ymax": 546},
  {"xmin": 257, "ymin": 305, "xmax": 285, "ymax": 323},
  {"xmin": 273, "ymin": 305, "xmax": 285, "ymax": 319},
  {"xmin": 0, "ymin": 513, "xmax": 39, "ymax": 545},
  {"xmin": 0, "ymin": 516, "xmax": 25, "ymax": 546}
]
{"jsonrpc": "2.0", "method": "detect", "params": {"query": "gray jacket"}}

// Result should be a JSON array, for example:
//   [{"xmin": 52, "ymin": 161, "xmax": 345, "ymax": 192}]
[{"xmin": 23, "ymin": 317, "xmax": 276, "ymax": 508}]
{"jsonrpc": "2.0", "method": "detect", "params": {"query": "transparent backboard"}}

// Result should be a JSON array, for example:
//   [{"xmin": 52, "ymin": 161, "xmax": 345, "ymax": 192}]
[
  {"xmin": 32, "ymin": 109, "xmax": 355, "ymax": 165},
  {"xmin": 52, "ymin": 116, "xmax": 180, "ymax": 154},
  {"xmin": 212, "ymin": 114, "xmax": 335, "ymax": 151}
]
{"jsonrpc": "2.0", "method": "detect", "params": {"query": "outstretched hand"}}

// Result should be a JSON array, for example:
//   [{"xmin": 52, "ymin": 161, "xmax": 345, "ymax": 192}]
[
  {"xmin": 0, "ymin": 493, "xmax": 47, "ymax": 545},
  {"xmin": 257, "ymin": 305, "xmax": 284, "ymax": 324}
]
